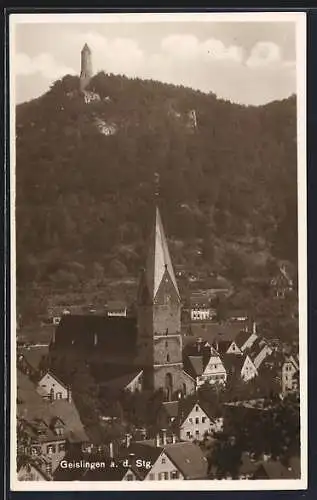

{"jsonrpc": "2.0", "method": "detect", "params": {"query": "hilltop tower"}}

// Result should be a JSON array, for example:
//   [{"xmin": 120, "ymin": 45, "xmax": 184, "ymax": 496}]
[
  {"xmin": 136, "ymin": 203, "xmax": 195, "ymax": 400},
  {"xmin": 80, "ymin": 43, "xmax": 93, "ymax": 91}
]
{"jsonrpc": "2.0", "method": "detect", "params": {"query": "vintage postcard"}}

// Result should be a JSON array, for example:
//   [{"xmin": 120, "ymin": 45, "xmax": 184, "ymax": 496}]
[{"xmin": 9, "ymin": 11, "xmax": 307, "ymax": 491}]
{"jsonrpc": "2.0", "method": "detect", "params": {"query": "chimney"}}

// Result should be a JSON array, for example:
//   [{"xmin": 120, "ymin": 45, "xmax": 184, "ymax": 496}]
[
  {"xmin": 155, "ymin": 434, "xmax": 160, "ymax": 447},
  {"xmin": 161, "ymin": 429, "xmax": 167, "ymax": 446},
  {"xmin": 109, "ymin": 441, "xmax": 114, "ymax": 459},
  {"xmin": 263, "ymin": 452, "xmax": 271, "ymax": 462},
  {"xmin": 67, "ymin": 387, "xmax": 72, "ymax": 403},
  {"xmin": 125, "ymin": 433, "xmax": 131, "ymax": 448}
]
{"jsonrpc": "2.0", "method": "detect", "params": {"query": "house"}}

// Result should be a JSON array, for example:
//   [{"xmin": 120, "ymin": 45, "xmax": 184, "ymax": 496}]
[
  {"xmin": 261, "ymin": 353, "xmax": 299, "ymax": 395},
  {"xmin": 253, "ymin": 459, "xmax": 296, "ymax": 479},
  {"xmin": 178, "ymin": 399, "xmax": 223, "ymax": 441},
  {"xmin": 17, "ymin": 369, "xmax": 89, "ymax": 473},
  {"xmin": 190, "ymin": 295, "xmax": 216, "ymax": 321},
  {"xmin": 127, "ymin": 433, "xmax": 208, "ymax": 480},
  {"xmin": 235, "ymin": 325, "xmax": 258, "ymax": 353},
  {"xmin": 17, "ymin": 456, "xmax": 52, "ymax": 481},
  {"xmin": 184, "ymin": 339, "xmax": 227, "ymax": 387},
  {"xmin": 270, "ymin": 265, "xmax": 294, "ymax": 299},
  {"xmin": 228, "ymin": 310, "xmax": 248, "ymax": 322},
  {"xmin": 107, "ymin": 300, "xmax": 128, "ymax": 318},
  {"xmin": 248, "ymin": 338, "xmax": 273, "ymax": 370},
  {"xmin": 222, "ymin": 353, "xmax": 258, "ymax": 383},
  {"xmin": 19, "ymin": 416, "xmax": 67, "ymax": 473},
  {"xmin": 37, "ymin": 371, "xmax": 71, "ymax": 401}
]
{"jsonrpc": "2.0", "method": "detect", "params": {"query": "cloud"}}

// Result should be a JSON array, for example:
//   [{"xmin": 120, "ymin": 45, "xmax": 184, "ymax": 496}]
[
  {"xmin": 14, "ymin": 30, "xmax": 297, "ymax": 106},
  {"xmin": 161, "ymin": 34, "xmax": 243, "ymax": 63},
  {"xmin": 246, "ymin": 41, "xmax": 282, "ymax": 68},
  {"xmin": 15, "ymin": 52, "xmax": 76, "ymax": 80}
]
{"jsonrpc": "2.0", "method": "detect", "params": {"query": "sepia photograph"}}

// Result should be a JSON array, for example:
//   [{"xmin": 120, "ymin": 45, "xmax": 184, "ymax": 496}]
[{"xmin": 9, "ymin": 12, "xmax": 307, "ymax": 491}]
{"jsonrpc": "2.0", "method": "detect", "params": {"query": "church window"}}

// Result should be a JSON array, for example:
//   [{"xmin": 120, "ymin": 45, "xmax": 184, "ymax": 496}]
[{"xmin": 167, "ymin": 354, "xmax": 170, "ymax": 362}]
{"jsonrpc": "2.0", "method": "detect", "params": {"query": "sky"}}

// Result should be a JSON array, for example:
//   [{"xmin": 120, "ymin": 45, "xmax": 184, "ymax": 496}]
[{"xmin": 12, "ymin": 15, "xmax": 299, "ymax": 106}]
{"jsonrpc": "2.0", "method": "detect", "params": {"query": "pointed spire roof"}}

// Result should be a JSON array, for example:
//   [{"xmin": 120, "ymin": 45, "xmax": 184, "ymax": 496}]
[
  {"xmin": 145, "ymin": 206, "xmax": 180, "ymax": 302},
  {"xmin": 82, "ymin": 43, "xmax": 91, "ymax": 53}
]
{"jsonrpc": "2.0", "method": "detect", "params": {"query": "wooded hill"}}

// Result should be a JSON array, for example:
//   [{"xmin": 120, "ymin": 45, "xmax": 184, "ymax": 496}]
[{"xmin": 16, "ymin": 72, "xmax": 297, "ymax": 295}]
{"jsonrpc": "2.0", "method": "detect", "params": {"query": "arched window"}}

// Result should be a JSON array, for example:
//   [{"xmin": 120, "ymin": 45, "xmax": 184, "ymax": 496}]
[
  {"xmin": 165, "ymin": 373, "xmax": 173, "ymax": 401},
  {"xmin": 167, "ymin": 354, "xmax": 170, "ymax": 362}
]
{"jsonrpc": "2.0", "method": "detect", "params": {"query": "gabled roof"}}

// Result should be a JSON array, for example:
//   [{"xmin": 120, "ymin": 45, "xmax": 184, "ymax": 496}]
[
  {"xmin": 55, "ymin": 315, "xmax": 137, "ymax": 355},
  {"xmin": 190, "ymin": 322, "xmax": 244, "ymax": 344},
  {"xmin": 235, "ymin": 330, "xmax": 255, "ymax": 349},
  {"xmin": 17, "ymin": 370, "xmax": 88, "ymax": 443},
  {"xmin": 144, "ymin": 206, "xmax": 180, "ymax": 301},
  {"xmin": 254, "ymin": 460, "xmax": 295, "ymax": 479},
  {"xmin": 221, "ymin": 353, "xmax": 245, "ymax": 376},
  {"xmin": 165, "ymin": 441, "xmax": 208, "ymax": 479},
  {"xmin": 18, "ymin": 346, "xmax": 49, "ymax": 371},
  {"xmin": 98, "ymin": 370, "xmax": 142, "ymax": 391},
  {"xmin": 39, "ymin": 370, "xmax": 68, "ymax": 390},
  {"xmin": 186, "ymin": 356, "xmax": 204, "ymax": 378}
]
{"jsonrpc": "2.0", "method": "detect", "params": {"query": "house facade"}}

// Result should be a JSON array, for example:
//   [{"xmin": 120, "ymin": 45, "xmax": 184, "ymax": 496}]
[
  {"xmin": 37, "ymin": 371, "xmax": 70, "ymax": 401},
  {"xmin": 179, "ymin": 401, "xmax": 223, "ymax": 441}
]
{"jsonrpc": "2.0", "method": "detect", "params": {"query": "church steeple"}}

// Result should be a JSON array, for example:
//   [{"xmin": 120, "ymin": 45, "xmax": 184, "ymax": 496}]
[{"xmin": 143, "ymin": 206, "xmax": 180, "ymax": 304}]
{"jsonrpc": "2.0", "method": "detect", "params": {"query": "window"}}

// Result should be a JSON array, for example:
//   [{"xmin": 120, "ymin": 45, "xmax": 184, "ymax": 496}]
[
  {"xmin": 195, "ymin": 405, "xmax": 199, "ymax": 412},
  {"xmin": 126, "ymin": 473, "xmax": 134, "ymax": 481},
  {"xmin": 58, "ymin": 443, "xmax": 65, "ymax": 452},
  {"xmin": 167, "ymin": 354, "xmax": 170, "ymax": 362},
  {"xmin": 195, "ymin": 417, "xmax": 199, "ymax": 424},
  {"xmin": 202, "ymin": 417, "xmax": 206, "ymax": 424},
  {"xmin": 189, "ymin": 418, "xmax": 193, "ymax": 423},
  {"xmin": 163, "ymin": 472, "xmax": 169, "ymax": 480},
  {"xmin": 171, "ymin": 471, "xmax": 179, "ymax": 479},
  {"xmin": 56, "ymin": 392, "xmax": 63, "ymax": 399},
  {"xmin": 186, "ymin": 431, "xmax": 191, "ymax": 437},
  {"xmin": 195, "ymin": 430, "xmax": 199, "ymax": 436},
  {"xmin": 165, "ymin": 341, "xmax": 168, "ymax": 348},
  {"xmin": 158, "ymin": 473, "xmax": 162, "ymax": 480},
  {"xmin": 161, "ymin": 458, "xmax": 166, "ymax": 464},
  {"xmin": 149, "ymin": 473, "xmax": 155, "ymax": 480},
  {"xmin": 46, "ymin": 444, "xmax": 56, "ymax": 454}
]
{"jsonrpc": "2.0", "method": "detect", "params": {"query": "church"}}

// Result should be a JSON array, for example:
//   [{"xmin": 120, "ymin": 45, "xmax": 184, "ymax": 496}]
[{"xmin": 51, "ymin": 202, "xmax": 195, "ymax": 401}]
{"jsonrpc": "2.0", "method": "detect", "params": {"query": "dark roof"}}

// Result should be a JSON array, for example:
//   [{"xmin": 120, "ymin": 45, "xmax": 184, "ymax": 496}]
[
  {"xmin": 254, "ymin": 460, "xmax": 295, "ymax": 479},
  {"xmin": 40, "ymin": 370, "xmax": 68, "ymax": 389},
  {"xmin": 179, "ymin": 398, "xmax": 221, "ymax": 424},
  {"xmin": 235, "ymin": 330, "xmax": 255, "ymax": 349},
  {"xmin": 186, "ymin": 356, "xmax": 204, "ymax": 377},
  {"xmin": 18, "ymin": 346, "xmax": 49, "ymax": 371},
  {"xmin": 165, "ymin": 441, "xmax": 208, "ymax": 479},
  {"xmin": 221, "ymin": 353, "xmax": 245, "ymax": 376},
  {"xmin": 17, "ymin": 370, "xmax": 88, "ymax": 443},
  {"xmin": 190, "ymin": 322, "xmax": 244, "ymax": 344},
  {"xmin": 54, "ymin": 315, "xmax": 137, "ymax": 354},
  {"xmin": 98, "ymin": 370, "xmax": 142, "ymax": 391}
]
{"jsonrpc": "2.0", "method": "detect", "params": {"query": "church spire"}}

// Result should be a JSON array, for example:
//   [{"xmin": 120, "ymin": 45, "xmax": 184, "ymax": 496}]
[{"xmin": 144, "ymin": 205, "xmax": 180, "ymax": 303}]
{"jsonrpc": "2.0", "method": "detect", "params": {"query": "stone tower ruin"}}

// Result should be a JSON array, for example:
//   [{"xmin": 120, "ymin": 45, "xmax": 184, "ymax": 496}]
[{"xmin": 80, "ymin": 43, "xmax": 93, "ymax": 92}]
